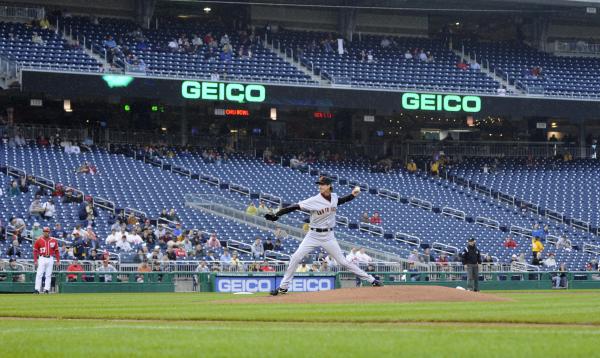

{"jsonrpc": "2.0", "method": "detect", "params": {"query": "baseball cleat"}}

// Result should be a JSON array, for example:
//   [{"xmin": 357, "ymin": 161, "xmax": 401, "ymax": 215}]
[
  {"xmin": 270, "ymin": 287, "xmax": 288, "ymax": 296},
  {"xmin": 33, "ymin": 290, "xmax": 40, "ymax": 294},
  {"xmin": 43, "ymin": 290, "xmax": 50, "ymax": 294},
  {"xmin": 371, "ymin": 279, "xmax": 383, "ymax": 287}
]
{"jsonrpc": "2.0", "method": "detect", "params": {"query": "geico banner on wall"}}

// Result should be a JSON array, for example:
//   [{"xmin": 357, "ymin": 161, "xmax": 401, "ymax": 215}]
[{"xmin": 214, "ymin": 275, "xmax": 336, "ymax": 293}]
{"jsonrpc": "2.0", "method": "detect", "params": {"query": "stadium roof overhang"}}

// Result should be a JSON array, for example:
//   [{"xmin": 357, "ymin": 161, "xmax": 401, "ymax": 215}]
[{"xmin": 161, "ymin": 0, "xmax": 593, "ymax": 13}]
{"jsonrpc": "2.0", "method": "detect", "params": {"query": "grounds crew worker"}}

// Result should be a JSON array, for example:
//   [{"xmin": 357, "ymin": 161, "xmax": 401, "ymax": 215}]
[{"xmin": 461, "ymin": 238, "xmax": 482, "ymax": 292}]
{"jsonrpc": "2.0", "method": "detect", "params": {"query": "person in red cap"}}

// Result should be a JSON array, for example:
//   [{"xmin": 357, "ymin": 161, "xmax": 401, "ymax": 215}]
[{"xmin": 33, "ymin": 227, "xmax": 60, "ymax": 294}]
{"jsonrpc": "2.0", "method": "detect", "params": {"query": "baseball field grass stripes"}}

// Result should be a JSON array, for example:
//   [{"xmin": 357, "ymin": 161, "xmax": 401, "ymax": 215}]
[{"xmin": 0, "ymin": 291, "xmax": 598, "ymax": 357}]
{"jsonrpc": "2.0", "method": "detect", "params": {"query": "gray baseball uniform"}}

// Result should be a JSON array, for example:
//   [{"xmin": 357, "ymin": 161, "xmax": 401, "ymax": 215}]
[{"xmin": 278, "ymin": 192, "xmax": 376, "ymax": 289}]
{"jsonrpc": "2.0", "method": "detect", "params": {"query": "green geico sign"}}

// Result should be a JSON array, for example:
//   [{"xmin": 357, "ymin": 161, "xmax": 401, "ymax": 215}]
[
  {"xmin": 402, "ymin": 93, "xmax": 481, "ymax": 113},
  {"xmin": 181, "ymin": 81, "xmax": 266, "ymax": 103}
]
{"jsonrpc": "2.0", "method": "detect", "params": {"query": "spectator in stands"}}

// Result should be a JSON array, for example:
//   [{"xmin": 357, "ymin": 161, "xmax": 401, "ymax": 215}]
[
  {"xmin": 206, "ymin": 233, "xmax": 221, "ymax": 249},
  {"xmin": 296, "ymin": 262, "xmax": 309, "ymax": 273},
  {"xmin": 137, "ymin": 261, "xmax": 151, "ymax": 282},
  {"xmin": 6, "ymin": 239, "xmax": 21, "ymax": 258},
  {"xmin": 369, "ymin": 211, "xmax": 382, "ymax": 225},
  {"xmin": 220, "ymin": 45, "xmax": 233, "ymax": 62},
  {"xmin": 30, "ymin": 222, "xmax": 43, "ymax": 240},
  {"xmin": 406, "ymin": 159, "xmax": 417, "ymax": 173},
  {"xmin": 67, "ymin": 258, "xmax": 85, "ymax": 282},
  {"xmin": 457, "ymin": 60, "xmax": 469, "ymax": 70},
  {"xmin": 422, "ymin": 248, "xmax": 436, "ymax": 263},
  {"xmin": 5, "ymin": 258, "xmax": 24, "ymax": 282},
  {"xmin": 273, "ymin": 238, "xmax": 283, "ymax": 251},
  {"xmin": 220, "ymin": 248, "xmax": 232, "ymax": 265},
  {"xmin": 497, "ymin": 86, "xmax": 507, "ymax": 96},
  {"xmin": 191, "ymin": 34, "xmax": 203, "ymax": 51},
  {"xmin": 39, "ymin": 17, "xmax": 49, "ymax": 29},
  {"xmin": 418, "ymin": 50, "xmax": 427, "ymax": 61},
  {"xmin": 8, "ymin": 180, "xmax": 20, "ymax": 196},
  {"xmin": 166, "ymin": 208, "xmax": 179, "ymax": 222},
  {"xmin": 116, "ymin": 235, "xmax": 132, "ymax": 252},
  {"xmin": 263, "ymin": 238, "xmax": 274, "ymax": 252},
  {"xmin": 274, "ymin": 227, "xmax": 287, "ymax": 241},
  {"xmin": 257, "ymin": 201, "xmax": 268, "ymax": 216},
  {"xmin": 553, "ymin": 263, "xmax": 568, "ymax": 288},
  {"xmin": 230, "ymin": 252, "xmax": 243, "ymax": 271},
  {"xmin": 404, "ymin": 50, "xmax": 413, "ymax": 60},
  {"xmin": 470, "ymin": 61, "xmax": 481, "ymax": 70},
  {"xmin": 251, "ymin": 237, "xmax": 264, "ymax": 259},
  {"xmin": 238, "ymin": 45, "xmax": 252, "ymax": 59},
  {"xmin": 543, "ymin": 253, "xmax": 557, "ymax": 268},
  {"xmin": 174, "ymin": 244, "xmax": 186, "ymax": 259},
  {"xmin": 195, "ymin": 260, "xmax": 210, "ymax": 273},
  {"xmin": 356, "ymin": 248, "xmax": 373, "ymax": 264},
  {"xmin": 367, "ymin": 50, "xmax": 374, "ymax": 63},
  {"xmin": 360, "ymin": 212, "xmax": 370, "ymax": 224},
  {"xmin": 503, "ymin": 236, "xmax": 517, "ymax": 249},
  {"xmin": 531, "ymin": 236, "xmax": 544, "ymax": 258},
  {"xmin": 105, "ymin": 228, "xmax": 120, "ymax": 245},
  {"xmin": 345, "ymin": 248, "xmax": 359, "ymax": 265},
  {"xmin": 8, "ymin": 217, "xmax": 26, "ymax": 241},
  {"xmin": 88, "ymin": 248, "xmax": 102, "ymax": 261},
  {"xmin": 517, "ymin": 253, "xmax": 526, "ymax": 264},
  {"xmin": 62, "ymin": 188, "xmax": 81, "ymax": 204},
  {"xmin": 103, "ymin": 35, "xmax": 117, "ymax": 49},
  {"xmin": 31, "ymin": 32, "xmax": 45, "ymax": 45},
  {"xmin": 532, "ymin": 252, "xmax": 543, "ymax": 266},
  {"xmin": 245, "ymin": 202, "xmax": 257, "ymax": 216},
  {"xmin": 168, "ymin": 38, "xmax": 178, "ymax": 52},
  {"xmin": 556, "ymin": 236, "xmax": 572, "ymax": 251},
  {"xmin": 380, "ymin": 37, "xmax": 391, "ymax": 48},
  {"xmin": 41, "ymin": 198, "xmax": 56, "ymax": 220},
  {"xmin": 29, "ymin": 195, "xmax": 45, "ymax": 218},
  {"xmin": 407, "ymin": 249, "xmax": 419, "ymax": 262},
  {"xmin": 97, "ymin": 259, "xmax": 117, "ymax": 282},
  {"xmin": 483, "ymin": 254, "xmax": 494, "ymax": 264}
]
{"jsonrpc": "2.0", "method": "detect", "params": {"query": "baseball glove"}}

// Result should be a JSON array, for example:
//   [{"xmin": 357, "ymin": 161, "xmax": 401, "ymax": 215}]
[{"xmin": 264, "ymin": 213, "xmax": 279, "ymax": 221}]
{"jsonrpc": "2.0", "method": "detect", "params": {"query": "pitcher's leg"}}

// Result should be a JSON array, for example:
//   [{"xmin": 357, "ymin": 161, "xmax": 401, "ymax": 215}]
[
  {"xmin": 321, "ymin": 239, "xmax": 375, "ymax": 283},
  {"xmin": 279, "ymin": 235, "xmax": 320, "ymax": 290}
]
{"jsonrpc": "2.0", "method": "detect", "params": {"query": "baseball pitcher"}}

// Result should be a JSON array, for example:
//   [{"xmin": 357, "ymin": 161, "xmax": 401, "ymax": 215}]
[{"xmin": 265, "ymin": 176, "xmax": 383, "ymax": 295}]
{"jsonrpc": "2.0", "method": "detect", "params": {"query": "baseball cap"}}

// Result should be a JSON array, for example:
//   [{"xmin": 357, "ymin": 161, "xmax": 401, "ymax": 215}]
[
  {"xmin": 9, "ymin": 258, "xmax": 16, "ymax": 262},
  {"xmin": 43, "ymin": 227, "xmax": 51, "ymax": 232},
  {"xmin": 315, "ymin": 176, "xmax": 333, "ymax": 185},
  {"xmin": 468, "ymin": 238, "xmax": 476, "ymax": 242},
  {"xmin": 33, "ymin": 222, "xmax": 40, "ymax": 227}
]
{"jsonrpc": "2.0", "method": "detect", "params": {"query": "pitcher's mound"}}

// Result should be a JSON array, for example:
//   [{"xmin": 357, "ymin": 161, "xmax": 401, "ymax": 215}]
[{"xmin": 225, "ymin": 286, "xmax": 512, "ymax": 304}]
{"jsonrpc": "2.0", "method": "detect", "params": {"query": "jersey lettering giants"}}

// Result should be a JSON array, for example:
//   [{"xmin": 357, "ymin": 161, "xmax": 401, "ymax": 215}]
[{"xmin": 299, "ymin": 193, "xmax": 339, "ymax": 229}]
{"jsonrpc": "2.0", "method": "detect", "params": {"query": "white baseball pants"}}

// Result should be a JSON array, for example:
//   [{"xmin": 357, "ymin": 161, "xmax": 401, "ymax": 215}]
[
  {"xmin": 35, "ymin": 256, "xmax": 54, "ymax": 292},
  {"xmin": 279, "ymin": 230, "xmax": 375, "ymax": 289}
]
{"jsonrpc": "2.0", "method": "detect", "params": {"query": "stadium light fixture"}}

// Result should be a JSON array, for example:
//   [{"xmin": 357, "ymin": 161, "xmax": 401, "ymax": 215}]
[{"xmin": 63, "ymin": 99, "xmax": 72, "ymax": 112}]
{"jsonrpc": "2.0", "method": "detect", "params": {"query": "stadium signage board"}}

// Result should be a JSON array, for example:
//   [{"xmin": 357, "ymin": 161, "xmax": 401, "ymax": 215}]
[
  {"xmin": 401, "ymin": 92, "xmax": 481, "ymax": 113},
  {"xmin": 181, "ymin": 81, "xmax": 266, "ymax": 103},
  {"xmin": 214, "ymin": 275, "xmax": 336, "ymax": 293}
]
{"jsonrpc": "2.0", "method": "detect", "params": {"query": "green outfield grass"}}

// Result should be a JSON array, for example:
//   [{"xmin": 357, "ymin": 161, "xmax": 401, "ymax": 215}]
[{"xmin": 0, "ymin": 290, "xmax": 598, "ymax": 357}]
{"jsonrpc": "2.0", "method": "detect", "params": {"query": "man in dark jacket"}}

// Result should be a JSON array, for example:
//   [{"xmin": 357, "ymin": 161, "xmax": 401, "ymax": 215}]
[{"xmin": 461, "ymin": 238, "xmax": 482, "ymax": 292}]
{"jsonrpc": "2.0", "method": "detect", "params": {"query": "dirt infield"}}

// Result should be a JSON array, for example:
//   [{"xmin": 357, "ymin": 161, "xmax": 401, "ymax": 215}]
[{"xmin": 223, "ymin": 286, "xmax": 513, "ymax": 304}]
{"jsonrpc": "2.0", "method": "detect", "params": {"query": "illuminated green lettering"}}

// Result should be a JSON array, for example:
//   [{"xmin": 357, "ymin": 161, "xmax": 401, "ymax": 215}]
[
  {"xmin": 245, "ymin": 84, "xmax": 266, "ymax": 103},
  {"xmin": 401, "ymin": 92, "xmax": 481, "ymax": 113},
  {"xmin": 202, "ymin": 82, "xmax": 218, "ymax": 100},
  {"xmin": 443, "ymin": 95, "xmax": 462, "ymax": 112},
  {"xmin": 226, "ymin": 83, "xmax": 245, "ymax": 103},
  {"xmin": 181, "ymin": 81, "xmax": 200, "ymax": 99},
  {"xmin": 462, "ymin": 96, "xmax": 481, "ymax": 112},
  {"xmin": 420, "ymin": 94, "xmax": 436, "ymax": 110},
  {"xmin": 402, "ymin": 93, "xmax": 420, "ymax": 110},
  {"xmin": 181, "ymin": 81, "xmax": 266, "ymax": 103}
]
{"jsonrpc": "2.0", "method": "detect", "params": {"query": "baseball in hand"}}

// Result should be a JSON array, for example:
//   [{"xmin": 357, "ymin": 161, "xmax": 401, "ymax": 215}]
[{"xmin": 352, "ymin": 186, "xmax": 361, "ymax": 196}]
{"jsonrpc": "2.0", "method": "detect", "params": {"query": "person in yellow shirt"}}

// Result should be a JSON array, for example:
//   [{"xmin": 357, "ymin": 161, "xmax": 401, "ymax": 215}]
[
  {"xmin": 296, "ymin": 262, "xmax": 309, "ymax": 273},
  {"xmin": 531, "ymin": 237, "xmax": 544, "ymax": 257},
  {"xmin": 430, "ymin": 160, "xmax": 439, "ymax": 176},
  {"xmin": 246, "ymin": 202, "xmax": 257, "ymax": 216},
  {"xmin": 406, "ymin": 159, "xmax": 417, "ymax": 173}
]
